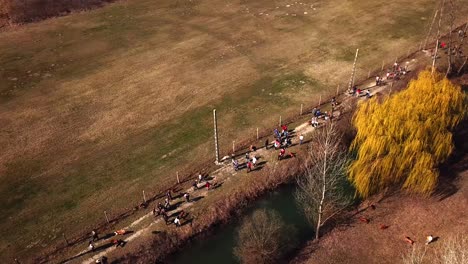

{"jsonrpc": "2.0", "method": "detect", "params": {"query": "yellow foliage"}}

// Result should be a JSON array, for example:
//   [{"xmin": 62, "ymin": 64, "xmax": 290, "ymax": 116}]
[{"xmin": 348, "ymin": 70, "xmax": 466, "ymax": 197}]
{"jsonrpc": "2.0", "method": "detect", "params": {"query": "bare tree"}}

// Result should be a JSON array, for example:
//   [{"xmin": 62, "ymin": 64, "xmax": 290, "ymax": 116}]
[
  {"xmin": 402, "ymin": 235, "xmax": 467, "ymax": 264},
  {"xmin": 295, "ymin": 123, "xmax": 352, "ymax": 240},
  {"xmin": 446, "ymin": 0, "xmax": 454, "ymax": 76},
  {"xmin": 402, "ymin": 245, "xmax": 428, "ymax": 264},
  {"xmin": 438, "ymin": 235, "xmax": 468, "ymax": 264},
  {"xmin": 234, "ymin": 209, "xmax": 296, "ymax": 264}
]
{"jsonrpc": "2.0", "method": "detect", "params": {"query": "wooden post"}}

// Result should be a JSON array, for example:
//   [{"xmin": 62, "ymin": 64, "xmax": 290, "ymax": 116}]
[
  {"xmin": 300, "ymin": 104, "xmax": 303, "ymax": 115},
  {"xmin": 279, "ymin": 116, "xmax": 282, "ymax": 126},
  {"xmin": 176, "ymin": 171, "xmax": 180, "ymax": 184},
  {"xmin": 213, "ymin": 109, "xmax": 220, "ymax": 164},
  {"xmin": 348, "ymin": 49, "xmax": 359, "ymax": 91},
  {"xmin": 143, "ymin": 190, "xmax": 146, "ymax": 203},
  {"xmin": 256, "ymin": 128, "xmax": 259, "ymax": 140},
  {"xmin": 367, "ymin": 70, "xmax": 371, "ymax": 78},
  {"xmin": 104, "ymin": 211, "xmax": 109, "ymax": 224},
  {"xmin": 407, "ymin": 48, "xmax": 410, "ymax": 57},
  {"xmin": 318, "ymin": 95, "xmax": 322, "ymax": 106},
  {"xmin": 336, "ymin": 85, "xmax": 340, "ymax": 96},
  {"xmin": 63, "ymin": 233, "xmax": 69, "ymax": 246},
  {"xmin": 232, "ymin": 141, "xmax": 235, "ymax": 153},
  {"xmin": 381, "ymin": 60, "xmax": 385, "ymax": 71},
  {"xmin": 418, "ymin": 41, "xmax": 422, "ymax": 51}
]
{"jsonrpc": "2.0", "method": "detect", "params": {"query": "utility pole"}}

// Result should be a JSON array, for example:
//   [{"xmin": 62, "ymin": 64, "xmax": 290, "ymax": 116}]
[
  {"xmin": 348, "ymin": 49, "xmax": 359, "ymax": 91},
  {"xmin": 213, "ymin": 109, "xmax": 220, "ymax": 164}
]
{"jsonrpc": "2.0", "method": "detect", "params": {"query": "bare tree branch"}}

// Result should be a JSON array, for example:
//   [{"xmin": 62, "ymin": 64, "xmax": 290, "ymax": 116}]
[{"xmin": 295, "ymin": 123, "xmax": 353, "ymax": 240}]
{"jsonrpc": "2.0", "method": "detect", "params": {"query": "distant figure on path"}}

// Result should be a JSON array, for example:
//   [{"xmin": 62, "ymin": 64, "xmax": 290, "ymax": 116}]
[
  {"xmin": 265, "ymin": 138, "xmax": 269, "ymax": 149},
  {"xmin": 273, "ymin": 139, "xmax": 279, "ymax": 149},
  {"xmin": 232, "ymin": 158, "xmax": 239, "ymax": 171},
  {"xmin": 91, "ymin": 230, "xmax": 98, "ymax": 241},
  {"xmin": 252, "ymin": 156, "xmax": 257, "ymax": 166},
  {"xmin": 247, "ymin": 161, "xmax": 253, "ymax": 172},
  {"xmin": 88, "ymin": 241, "xmax": 95, "ymax": 251},
  {"xmin": 174, "ymin": 216, "xmax": 181, "ymax": 227},
  {"xmin": 193, "ymin": 181, "xmax": 198, "ymax": 191},
  {"xmin": 299, "ymin": 134, "xmax": 304, "ymax": 145},
  {"xmin": 366, "ymin": 89, "xmax": 371, "ymax": 98},
  {"xmin": 184, "ymin": 193, "xmax": 190, "ymax": 202},
  {"xmin": 278, "ymin": 148, "xmax": 286, "ymax": 160},
  {"xmin": 198, "ymin": 174, "xmax": 203, "ymax": 183}
]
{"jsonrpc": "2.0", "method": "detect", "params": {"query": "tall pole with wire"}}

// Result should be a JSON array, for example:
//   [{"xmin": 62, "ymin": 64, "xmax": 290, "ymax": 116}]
[
  {"xmin": 213, "ymin": 109, "xmax": 220, "ymax": 164},
  {"xmin": 348, "ymin": 49, "xmax": 359, "ymax": 91}
]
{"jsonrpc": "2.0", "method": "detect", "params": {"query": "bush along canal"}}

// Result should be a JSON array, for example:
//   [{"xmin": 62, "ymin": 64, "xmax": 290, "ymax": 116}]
[{"xmin": 168, "ymin": 185, "xmax": 314, "ymax": 264}]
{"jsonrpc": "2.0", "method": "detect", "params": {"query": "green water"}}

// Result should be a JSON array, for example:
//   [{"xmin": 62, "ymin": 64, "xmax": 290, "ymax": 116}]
[{"xmin": 168, "ymin": 185, "xmax": 314, "ymax": 264}]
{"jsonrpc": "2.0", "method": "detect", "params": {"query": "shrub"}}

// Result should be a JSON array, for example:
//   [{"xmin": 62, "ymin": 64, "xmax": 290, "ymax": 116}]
[{"xmin": 234, "ymin": 209, "xmax": 296, "ymax": 264}]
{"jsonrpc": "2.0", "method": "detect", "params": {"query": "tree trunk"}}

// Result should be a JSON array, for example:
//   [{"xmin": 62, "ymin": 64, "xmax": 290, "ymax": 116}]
[{"xmin": 316, "ymin": 147, "xmax": 328, "ymax": 240}]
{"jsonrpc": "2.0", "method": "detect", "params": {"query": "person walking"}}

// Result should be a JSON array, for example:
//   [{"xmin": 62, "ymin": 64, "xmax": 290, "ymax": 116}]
[
  {"xmin": 299, "ymin": 134, "xmax": 304, "ymax": 145},
  {"xmin": 164, "ymin": 198, "xmax": 170, "ymax": 209},
  {"xmin": 264, "ymin": 138, "xmax": 269, "ymax": 149},
  {"xmin": 247, "ymin": 161, "xmax": 253, "ymax": 172},
  {"xmin": 174, "ymin": 216, "xmax": 181, "ymax": 227},
  {"xmin": 91, "ymin": 230, "xmax": 99, "ymax": 241},
  {"xmin": 184, "ymin": 193, "xmax": 190, "ymax": 202},
  {"xmin": 193, "ymin": 180, "xmax": 198, "ymax": 191},
  {"xmin": 198, "ymin": 174, "xmax": 203, "ymax": 183},
  {"xmin": 252, "ymin": 156, "xmax": 257, "ymax": 166},
  {"xmin": 88, "ymin": 241, "xmax": 95, "ymax": 252},
  {"xmin": 166, "ymin": 190, "xmax": 172, "ymax": 201},
  {"xmin": 232, "ymin": 158, "xmax": 239, "ymax": 171}
]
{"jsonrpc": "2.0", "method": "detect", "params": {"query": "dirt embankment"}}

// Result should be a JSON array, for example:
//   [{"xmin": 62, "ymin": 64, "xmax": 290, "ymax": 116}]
[{"xmin": 0, "ymin": 0, "xmax": 115, "ymax": 27}]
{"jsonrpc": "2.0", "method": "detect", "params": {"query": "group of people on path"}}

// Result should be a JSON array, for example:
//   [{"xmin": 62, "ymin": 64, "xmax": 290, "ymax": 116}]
[
  {"xmin": 87, "ymin": 229, "xmax": 127, "ymax": 255},
  {"xmin": 152, "ymin": 187, "xmax": 194, "ymax": 227}
]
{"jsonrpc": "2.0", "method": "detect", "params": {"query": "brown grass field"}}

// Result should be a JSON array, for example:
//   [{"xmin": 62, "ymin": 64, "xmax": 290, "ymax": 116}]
[{"xmin": 1, "ymin": 0, "xmax": 467, "ymax": 261}]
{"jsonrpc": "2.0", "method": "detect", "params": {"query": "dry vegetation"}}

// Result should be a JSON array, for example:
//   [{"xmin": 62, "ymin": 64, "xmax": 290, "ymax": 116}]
[
  {"xmin": 1, "ymin": 0, "xmax": 468, "ymax": 262},
  {"xmin": 349, "ymin": 70, "xmax": 465, "ymax": 197}
]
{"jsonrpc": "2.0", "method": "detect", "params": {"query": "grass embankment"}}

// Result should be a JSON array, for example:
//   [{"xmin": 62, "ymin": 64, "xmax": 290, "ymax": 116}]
[{"xmin": 2, "ymin": 0, "xmax": 465, "ymax": 261}]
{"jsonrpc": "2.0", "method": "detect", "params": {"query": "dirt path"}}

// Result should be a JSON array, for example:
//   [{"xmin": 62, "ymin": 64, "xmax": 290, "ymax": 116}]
[{"xmin": 59, "ymin": 56, "xmax": 424, "ymax": 264}]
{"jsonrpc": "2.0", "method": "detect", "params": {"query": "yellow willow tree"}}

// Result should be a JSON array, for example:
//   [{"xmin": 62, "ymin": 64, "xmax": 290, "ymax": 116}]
[{"xmin": 348, "ymin": 70, "xmax": 465, "ymax": 198}]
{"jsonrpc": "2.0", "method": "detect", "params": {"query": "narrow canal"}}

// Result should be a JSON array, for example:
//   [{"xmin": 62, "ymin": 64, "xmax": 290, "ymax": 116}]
[{"xmin": 168, "ymin": 185, "xmax": 314, "ymax": 264}]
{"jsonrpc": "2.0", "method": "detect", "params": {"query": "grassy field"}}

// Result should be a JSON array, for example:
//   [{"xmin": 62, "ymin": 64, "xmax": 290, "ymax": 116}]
[{"xmin": 1, "ymin": 0, "xmax": 465, "ymax": 261}]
